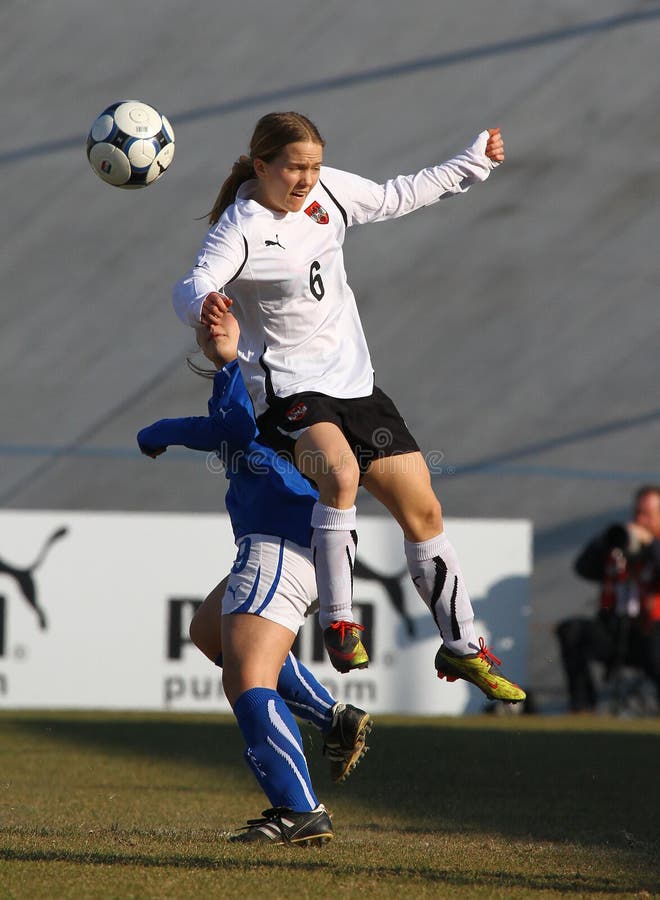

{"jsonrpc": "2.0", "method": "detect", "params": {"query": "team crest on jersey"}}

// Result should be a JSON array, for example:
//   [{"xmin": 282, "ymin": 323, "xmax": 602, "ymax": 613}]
[
  {"xmin": 304, "ymin": 201, "xmax": 329, "ymax": 225},
  {"xmin": 286, "ymin": 401, "xmax": 308, "ymax": 422}
]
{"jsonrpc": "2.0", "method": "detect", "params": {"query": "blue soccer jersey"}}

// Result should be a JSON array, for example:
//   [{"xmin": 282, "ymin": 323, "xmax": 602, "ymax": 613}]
[{"xmin": 137, "ymin": 360, "xmax": 317, "ymax": 547}]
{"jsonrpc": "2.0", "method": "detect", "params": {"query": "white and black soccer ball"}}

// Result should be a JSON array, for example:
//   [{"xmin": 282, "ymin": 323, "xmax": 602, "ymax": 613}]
[{"xmin": 86, "ymin": 100, "xmax": 175, "ymax": 189}]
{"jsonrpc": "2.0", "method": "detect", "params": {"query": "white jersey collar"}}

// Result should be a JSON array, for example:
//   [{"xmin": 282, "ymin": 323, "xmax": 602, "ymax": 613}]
[{"xmin": 235, "ymin": 178, "xmax": 306, "ymax": 221}]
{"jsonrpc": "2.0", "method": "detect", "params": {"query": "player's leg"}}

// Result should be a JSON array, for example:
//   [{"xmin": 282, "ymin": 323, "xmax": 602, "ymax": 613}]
[
  {"xmin": 191, "ymin": 584, "xmax": 335, "ymax": 715},
  {"xmin": 271, "ymin": 536, "xmax": 373, "ymax": 781},
  {"xmin": 361, "ymin": 452, "xmax": 476, "ymax": 648},
  {"xmin": 295, "ymin": 422, "xmax": 368, "ymax": 673},
  {"xmin": 189, "ymin": 577, "xmax": 227, "ymax": 664},
  {"xmin": 189, "ymin": 563, "xmax": 372, "ymax": 782},
  {"xmin": 222, "ymin": 612, "xmax": 333, "ymax": 845},
  {"xmin": 221, "ymin": 534, "xmax": 371, "ymax": 842},
  {"xmin": 278, "ymin": 651, "xmax": 373, "ymax": 783},
  {"xmin": 362, "ymin": 452, "xmax": 525, "ymax": 703}
]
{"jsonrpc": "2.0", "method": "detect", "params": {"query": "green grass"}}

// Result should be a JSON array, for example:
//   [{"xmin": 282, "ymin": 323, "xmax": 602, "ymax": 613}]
[{"xmin": 0, "ymin": 711, "xmax": 658, "ymax": 899}]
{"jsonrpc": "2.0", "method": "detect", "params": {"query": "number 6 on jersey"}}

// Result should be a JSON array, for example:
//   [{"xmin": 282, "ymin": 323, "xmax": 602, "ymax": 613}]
[{"xmin": 309, "ymin": 261, "xmax": 325, "ymax": 301}]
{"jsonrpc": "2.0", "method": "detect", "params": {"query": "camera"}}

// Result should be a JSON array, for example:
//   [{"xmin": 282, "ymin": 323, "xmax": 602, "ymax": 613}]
[{"xmin": 604, "ymin": 523, "xmax": 643, "ymax": 559}]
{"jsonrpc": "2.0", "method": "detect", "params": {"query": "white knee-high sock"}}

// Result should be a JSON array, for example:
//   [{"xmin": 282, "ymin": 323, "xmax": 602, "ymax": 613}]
[
  {"xmin": 404, "ymin": 532, "xmax": 477, "ymax": 654},
  {"xmin": 311, "ymin": 502, "xmax": 357, "ymax": 630}
]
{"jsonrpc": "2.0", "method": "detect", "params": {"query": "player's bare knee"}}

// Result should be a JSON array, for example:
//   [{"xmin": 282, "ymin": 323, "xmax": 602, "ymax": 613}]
[
  {"xmin": 314, "ymin": 458, "xmax": 359, "ymax": 507},
  {"xmin": 404, "ymin": 498, "xmax": 444, "ymax": 541},
  {"xmin": 332, "ymin": 459, "xmax": 360, "ymax": 502}
]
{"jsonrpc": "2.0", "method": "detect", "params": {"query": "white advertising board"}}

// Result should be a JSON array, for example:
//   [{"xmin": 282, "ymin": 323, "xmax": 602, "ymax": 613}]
[{"xmin": 0, "ymin": 510, "xmax": 531, "ymax": 715}]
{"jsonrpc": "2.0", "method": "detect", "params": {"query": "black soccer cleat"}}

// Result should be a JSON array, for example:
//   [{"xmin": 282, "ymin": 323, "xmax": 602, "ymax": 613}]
[
  {"xmin": 228, "ymin": 804, "xmax": 334, "ymax": 846},
  {"xmin": 323, "ymin": 703, "xmax": 373, "ymax": 783}
]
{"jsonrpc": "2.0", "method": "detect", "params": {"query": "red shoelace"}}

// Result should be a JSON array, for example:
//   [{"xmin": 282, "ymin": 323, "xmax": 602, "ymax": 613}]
[
  {"xmin": 328, "ymin": 620, "xmax": 364, "ymax": 641},
  {"xmin": 476, "ymin": 636, "xmax": 502, "ymax": 667}
]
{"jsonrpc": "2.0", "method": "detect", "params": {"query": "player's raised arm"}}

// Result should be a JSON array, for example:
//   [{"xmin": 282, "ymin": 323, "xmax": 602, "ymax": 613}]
[{"xmin": 320, "ymin": 129, "xmax": 503, "ymax": 228}]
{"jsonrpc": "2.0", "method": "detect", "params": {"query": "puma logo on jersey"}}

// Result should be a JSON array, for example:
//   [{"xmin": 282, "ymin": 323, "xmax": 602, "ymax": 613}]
[
  {"xmin": 304, "ymin": 201, "xmax": 329, "ymax": 224},
  {"xmin": 265, "ymin": 235, "xmax": 285, "ymax": 249}
]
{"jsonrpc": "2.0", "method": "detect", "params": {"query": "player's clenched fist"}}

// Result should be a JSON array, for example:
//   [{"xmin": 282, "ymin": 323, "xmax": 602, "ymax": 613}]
[
  {"xmin": 485, "ymin": 127, "xmax": 504, "ymax": 163},
  {"xmin": 201, "ymin": 291, "xmax": 233, "ymax": 326}
]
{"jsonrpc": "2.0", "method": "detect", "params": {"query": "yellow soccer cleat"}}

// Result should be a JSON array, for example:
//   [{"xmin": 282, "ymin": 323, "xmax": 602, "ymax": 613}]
[
  {"xmin": 323, "ymin": 621, "xmax": 369, "ymax": 673},
  {"xmin": 435, "ymin": 637, "xmax": 526, "ymax": 703}
]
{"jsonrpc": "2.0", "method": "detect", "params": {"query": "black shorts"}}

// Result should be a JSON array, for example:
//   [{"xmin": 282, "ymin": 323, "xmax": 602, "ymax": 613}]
[{"xmin": 256, "ymin": 385, "xmax": 420, "ymax": 475}]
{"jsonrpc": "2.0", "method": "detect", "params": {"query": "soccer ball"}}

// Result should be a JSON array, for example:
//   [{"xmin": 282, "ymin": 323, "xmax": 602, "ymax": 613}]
[{"xmin": 86, "ymin": 100, "xmax": 175, "ymax": 189}]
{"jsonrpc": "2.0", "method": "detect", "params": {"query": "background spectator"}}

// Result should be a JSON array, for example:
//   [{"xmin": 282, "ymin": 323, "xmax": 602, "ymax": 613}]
[{"xmin": 556, "ymin": 486, "xmax": 660, "ymax": 713}]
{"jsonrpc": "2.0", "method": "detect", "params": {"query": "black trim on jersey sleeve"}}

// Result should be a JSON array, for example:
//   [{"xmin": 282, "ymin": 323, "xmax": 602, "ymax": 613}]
[
  {"xmin": 226, "ymin": 235, "xmax": 249, "ymax": 284},
  {"xmin": 319, "ymin": 181, "xmax": 348, "ymax": 228}
]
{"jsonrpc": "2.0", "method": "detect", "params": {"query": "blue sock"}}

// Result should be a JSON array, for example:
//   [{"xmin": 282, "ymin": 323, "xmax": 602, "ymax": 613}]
[
  {"xmin": 233, "ymin": 687, "xmax": 319, "ymax": 812},
  {"xmin": 214, "ymin": 651, "xmax": 335, "ymax": 733},
  {"xmin": 277, "ymin": 652, "xmax": 335, "ymax": 733}
]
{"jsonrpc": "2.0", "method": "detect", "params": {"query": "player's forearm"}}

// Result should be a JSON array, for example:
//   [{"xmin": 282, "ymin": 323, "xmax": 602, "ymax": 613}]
[
  {"xmin": 173, "ymin": 223, "xmax": 247, "ymax": 327},
  {"xmin": 173, "ymin": 272, "xmax": 211, "ymax": 326},
  {"xmin": 139, "ymin": 416, "xmax": 229, "ymax": 453},
  {"xmin": 337, "ymin": 131, "xmax": 497, "ymax": 225},
  {"xmin": 387, "ymin": 131, "xmax": 496, "ymax": 210}
]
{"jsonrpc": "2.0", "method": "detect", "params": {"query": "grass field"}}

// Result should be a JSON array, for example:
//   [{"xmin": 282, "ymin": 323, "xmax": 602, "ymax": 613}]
[{"xmin": 0, "ymin": 711, "xmax": 658, "ymax": 899}]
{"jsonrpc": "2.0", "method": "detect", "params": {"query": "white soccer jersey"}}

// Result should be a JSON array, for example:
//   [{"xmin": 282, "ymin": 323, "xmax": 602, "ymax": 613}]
[{"xmin": 173, "ymin": 131, "xmax": 497, "ymax": 419}]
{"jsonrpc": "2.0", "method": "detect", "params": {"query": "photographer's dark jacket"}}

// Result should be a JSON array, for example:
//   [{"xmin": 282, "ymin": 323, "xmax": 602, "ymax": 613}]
[{"xmin": 574, "ymin": 528, "xmax": 660, "ymax": 629}]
